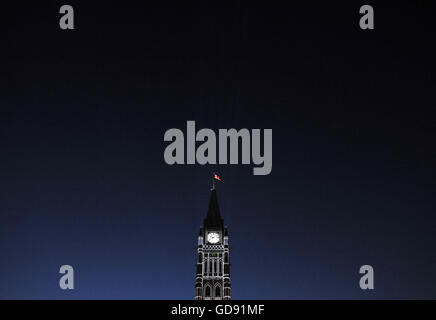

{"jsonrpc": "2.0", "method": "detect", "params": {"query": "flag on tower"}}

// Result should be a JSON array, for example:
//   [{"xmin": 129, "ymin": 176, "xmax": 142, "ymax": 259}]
[{"xmin": 213, "ymin": 173, "xmax": 222, "ymax": 182}]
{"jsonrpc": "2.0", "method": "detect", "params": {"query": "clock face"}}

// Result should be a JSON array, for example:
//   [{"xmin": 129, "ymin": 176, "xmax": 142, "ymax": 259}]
[{"xmin": 207, "ymin": 232, "xmax": 220, "ymax": 244}]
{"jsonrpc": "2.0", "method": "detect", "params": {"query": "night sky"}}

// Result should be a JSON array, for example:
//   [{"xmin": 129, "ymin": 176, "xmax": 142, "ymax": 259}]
[{"xmin": 1, "ymin": 1, "xmax": 435, "ymax": 299}]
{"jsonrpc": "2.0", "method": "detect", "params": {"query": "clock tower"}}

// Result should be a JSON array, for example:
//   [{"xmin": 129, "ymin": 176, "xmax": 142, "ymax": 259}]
[{"xmin": 194, "ymin": 187, "xmax": 231, "ymax": 300}]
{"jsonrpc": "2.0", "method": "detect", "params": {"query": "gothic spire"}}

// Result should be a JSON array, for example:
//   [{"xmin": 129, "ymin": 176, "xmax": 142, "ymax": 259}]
[{"xmin": 203, "ymin": 188, "xmax": 224, "ymax": 229}]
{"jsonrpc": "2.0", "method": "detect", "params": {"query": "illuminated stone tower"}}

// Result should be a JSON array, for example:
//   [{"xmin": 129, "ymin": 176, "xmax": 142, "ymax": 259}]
[{"xmin": 194, "ymin": 187, "xmax": 231, "ymax": 300}]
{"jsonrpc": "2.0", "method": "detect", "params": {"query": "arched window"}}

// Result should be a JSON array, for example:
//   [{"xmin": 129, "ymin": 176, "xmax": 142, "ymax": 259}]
[
  {"xmin": 224, "ymin": 253, "xmax": 229, "ymax": 263},
  {"xmin": 205, "ymin": 285, "xmax": 211, "ymax": 297},
  {"xmin": 198, "ymin": 253, "xmax": 202, "ymax": 263},
  {"xmin": 215, "ymin": 285, "xmax": 221, "ymax": 297}
]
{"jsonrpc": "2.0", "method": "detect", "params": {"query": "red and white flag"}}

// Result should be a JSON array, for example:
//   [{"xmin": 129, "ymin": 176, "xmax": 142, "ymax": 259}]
[{"xmin": 213, "ymin": 173, "xmax": 223, "ymax": 182}]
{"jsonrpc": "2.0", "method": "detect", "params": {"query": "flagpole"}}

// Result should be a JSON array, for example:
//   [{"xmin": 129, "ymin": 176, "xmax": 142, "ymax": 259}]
[{"xmin": 212, "ymin": 173, "xmax": 215, "ymax": 190}]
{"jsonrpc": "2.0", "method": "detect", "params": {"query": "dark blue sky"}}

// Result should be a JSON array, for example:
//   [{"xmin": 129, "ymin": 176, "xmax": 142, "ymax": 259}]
[{"xmin": 1, "ymin": 1, "xmax": 435, "ymax": 299}]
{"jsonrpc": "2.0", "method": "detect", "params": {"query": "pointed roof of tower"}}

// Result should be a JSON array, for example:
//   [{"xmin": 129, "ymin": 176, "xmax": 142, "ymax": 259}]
[{"xmin": 204, "ymin": 188, "xmax": 224, "ymax": 229}]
